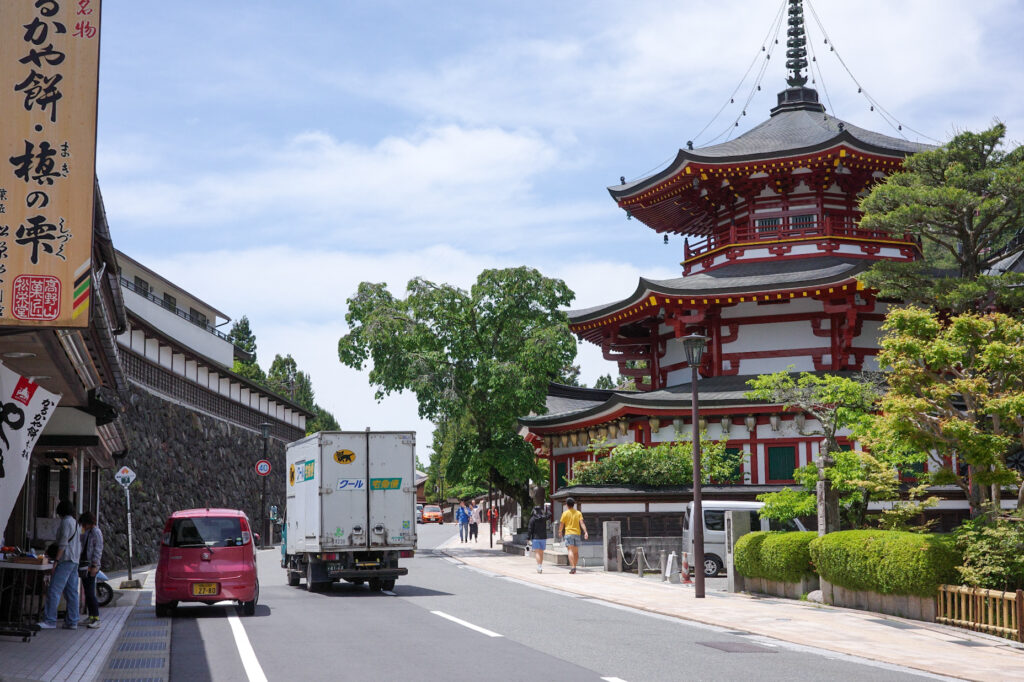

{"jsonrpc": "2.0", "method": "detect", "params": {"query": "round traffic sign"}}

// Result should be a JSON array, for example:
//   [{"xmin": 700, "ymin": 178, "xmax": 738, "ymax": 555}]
[{"xmin": 255, "ymin": 459, "xmax": 272, "ymax": 476}]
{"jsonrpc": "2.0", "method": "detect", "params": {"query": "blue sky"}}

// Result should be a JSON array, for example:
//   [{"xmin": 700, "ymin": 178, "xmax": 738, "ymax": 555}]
[{"xmin": 94, "ymin": 0, "xmax": 1024, "ymax": 450}]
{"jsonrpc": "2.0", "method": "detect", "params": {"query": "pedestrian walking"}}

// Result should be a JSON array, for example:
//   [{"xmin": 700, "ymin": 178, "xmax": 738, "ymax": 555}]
[
  {"xmin": 527, "ymin": 504, "xmax": 548, "ymax": 573},
  {"xmin": 79, "ymin": 511, "xmax": 104, "ymax": 629},
  {"xmin": 456, "ymin": 501, "xmax": 470, "ymax": 543},
  {"xmin": 558, "ymin": 498, "xmax": 588, "ymax": 574},
  {"xmin": 39, "ymin": 500, "xmax": 81, "ymax": 629},
  {"xmin": 468, "ymin": 502, "xmax": 481, "ymax": 542}
]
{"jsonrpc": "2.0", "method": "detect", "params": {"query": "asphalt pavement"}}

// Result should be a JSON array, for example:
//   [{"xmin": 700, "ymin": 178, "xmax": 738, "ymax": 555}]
[{"xmin": 156, "ymin": 524, "xmax": 947, "ymax": 682}]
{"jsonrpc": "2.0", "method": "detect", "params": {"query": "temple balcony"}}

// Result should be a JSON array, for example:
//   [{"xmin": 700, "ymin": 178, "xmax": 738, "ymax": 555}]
[{"xmin": 683, "ymin": 213, "xmax": 916, "ymax": 270}]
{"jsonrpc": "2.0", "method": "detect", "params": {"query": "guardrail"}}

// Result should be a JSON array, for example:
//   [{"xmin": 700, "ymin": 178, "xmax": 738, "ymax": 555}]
[
  {"xmin": 936, "ymin": 584, "xmax": 1024, "ymax": 641},
  {"xmin": 120, "ymin": 277, "xmax": 229, "ymax": 341}
]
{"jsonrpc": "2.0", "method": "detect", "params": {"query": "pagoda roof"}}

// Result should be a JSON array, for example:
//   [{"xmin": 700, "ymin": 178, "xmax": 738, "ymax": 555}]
[
  {"xmin": 569, "ymin": 256, "xmax": 868, "ymax": 328},
  {"xmin": 521, "ymin": 371, "xmax": 861, "ymax": 430},
  {"xmin": 610, "ymin": 108, "xmax": 931, "ymax": 199}
]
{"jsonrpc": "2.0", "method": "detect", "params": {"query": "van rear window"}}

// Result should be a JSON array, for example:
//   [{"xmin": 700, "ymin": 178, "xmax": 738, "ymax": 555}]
[{"xmin": 171, "ymin": 517, "xmax": 244, "ymax": 547}]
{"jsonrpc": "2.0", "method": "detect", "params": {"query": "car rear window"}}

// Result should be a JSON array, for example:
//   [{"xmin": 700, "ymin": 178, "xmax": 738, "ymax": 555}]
[
  {"xmin": 425, "ymin": 506, "xmax": 440, "ymax": 513},
  {"xmin": 171, "ymin": 517, "xmax": 244, "ymax": 547}
]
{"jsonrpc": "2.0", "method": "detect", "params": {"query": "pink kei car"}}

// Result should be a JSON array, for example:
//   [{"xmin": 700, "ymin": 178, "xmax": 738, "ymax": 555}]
[{"xmin": 154, "ymin": 508, "xmax": 259, "ymax": 616}]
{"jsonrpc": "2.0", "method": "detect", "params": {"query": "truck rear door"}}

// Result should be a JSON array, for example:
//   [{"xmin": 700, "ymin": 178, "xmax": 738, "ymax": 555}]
[
  {"xmin": 368, "ymin": 432, "xmax": 416, "ymax": 548},
  {"xmin": 319, "ymin": 433, "xmax": 369, "ymax": 549}
]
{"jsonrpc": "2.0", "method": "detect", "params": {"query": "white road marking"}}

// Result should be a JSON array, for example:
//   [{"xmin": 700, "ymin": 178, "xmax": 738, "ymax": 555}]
[
  {"xmin": 227, "ymin": 613, "xmax": 268, "ymax": 682},
  {"xmin": 430, "ymin": 610, "xmax": 503, "ymax": 638},
  {"xmin": 601, "ymin": 678, "xmax": 629, "ymax": 682}
]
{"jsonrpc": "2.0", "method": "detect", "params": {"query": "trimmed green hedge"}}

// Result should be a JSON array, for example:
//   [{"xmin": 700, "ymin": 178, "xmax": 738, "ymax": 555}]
[
  {"xmin": 809, "ymin": 530, "xmax": 960, "ymax": 598},
  {"xmin": 734, "ymin": 531, "xmax": 817, "ymax": 583}
]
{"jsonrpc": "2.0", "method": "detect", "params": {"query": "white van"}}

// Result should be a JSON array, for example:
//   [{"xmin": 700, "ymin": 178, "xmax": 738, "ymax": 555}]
[{"xmin": 682, "ymin": 501, "xmax": 807, "ymax": 577}]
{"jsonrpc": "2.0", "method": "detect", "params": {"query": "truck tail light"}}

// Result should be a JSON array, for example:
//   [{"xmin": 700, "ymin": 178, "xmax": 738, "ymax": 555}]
[
  {"xmin": 399, "ymin": 550, "xmax": 414, "ymax": 558},
  {"xmin": 322, "ymin": 553, "xmax": 338, "ymax": 560}
]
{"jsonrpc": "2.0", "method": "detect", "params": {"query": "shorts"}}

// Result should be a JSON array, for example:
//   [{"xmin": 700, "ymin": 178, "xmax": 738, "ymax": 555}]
[
  {"xmin": 531, "ymin": 539, "xmax": 546, "ymax": 551},
  {"xmin": 563, "ymin": 534, "xmax": 581, "ymax": 546}
]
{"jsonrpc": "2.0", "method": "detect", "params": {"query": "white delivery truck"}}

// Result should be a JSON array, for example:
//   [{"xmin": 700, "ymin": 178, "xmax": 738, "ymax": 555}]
[{"xmin": 282, "ymin": 430, "xmax": 417, "ymax": 592}]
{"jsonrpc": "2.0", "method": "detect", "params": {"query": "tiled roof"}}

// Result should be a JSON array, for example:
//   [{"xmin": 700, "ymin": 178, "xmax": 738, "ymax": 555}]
[
  {"xmin": 611, "ymin": 108, "xmax": 933, "ymax": 197},
  {"xmin": 568, "ymin": 256, "xmax": 868, "ymax": 323}
]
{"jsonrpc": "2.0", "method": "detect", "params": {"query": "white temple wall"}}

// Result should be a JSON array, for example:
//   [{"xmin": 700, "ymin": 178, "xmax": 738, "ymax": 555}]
[{"xmin": 721, "ymin": 320, "xmax": 820, "ymax": 354}]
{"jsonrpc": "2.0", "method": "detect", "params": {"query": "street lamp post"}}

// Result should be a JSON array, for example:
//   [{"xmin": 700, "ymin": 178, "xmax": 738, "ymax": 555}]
[
  {"xmin": 682, "ymin": 333, "xmax": 709, "ymax": 599},
  {"xmin": 259, "ymin": 422, "xmax": 272, "ymax": 549}
]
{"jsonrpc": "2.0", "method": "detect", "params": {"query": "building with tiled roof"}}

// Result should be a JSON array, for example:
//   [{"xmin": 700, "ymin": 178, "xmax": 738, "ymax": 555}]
[{"xmin": 520, "ymin": 0, "xmax": 937, "ymax": 503}]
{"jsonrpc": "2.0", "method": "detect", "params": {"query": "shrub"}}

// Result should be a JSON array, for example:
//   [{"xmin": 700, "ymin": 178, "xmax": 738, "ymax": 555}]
[
  {"xmin": 809, "ymin": 530, "xmax": 960, "ymax": 598},
  {"xmin": 734, "ymin": 531, "xmax": 817, "ymax": 583},
  {"xmin": 954, "ymin": 516, "xmax": 1024, "ymax": 591}
]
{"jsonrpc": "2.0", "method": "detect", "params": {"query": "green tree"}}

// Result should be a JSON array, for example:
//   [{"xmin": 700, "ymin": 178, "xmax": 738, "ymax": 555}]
[
  {"xmin": 869, "ymin": 307, "xmax": 1024, "ymax": 517},
  {"xmin": 229, "ymin": 315, "xmax": 266, "ymax": 382},
  {"xmin": 338, "ymin": 267, "xmax": 577, "ymax": 509},
  {"xmin": 858, "ymin": 123, "xmax": 1024, "ymax": 312},
  {"xmin": 572, "ymin": 435, "xmax": 743, "ymax": 487},
  {"xmin": 593, "ymin": 374, "xmax": 617, "ymax": 390},
  {"xmin": 267, "ymin": 354, "xmax": 299, "ymax": 398},
  {"xmin": 746, "ymin": 370, "xmax": 883, "ymax": 534},
  {"xmin": 557, "ymin": 364, "xmax": 583, "ymax": 387}
]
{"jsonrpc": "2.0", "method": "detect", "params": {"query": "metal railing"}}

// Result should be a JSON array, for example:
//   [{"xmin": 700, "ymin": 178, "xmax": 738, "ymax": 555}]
[
  {"xmin": 120, "ymin": 277, "xmax": 229, "ymax": 341},
  {"xmin": 936, "ymin": 584, "xmax": 1024, "ymax": 642}
]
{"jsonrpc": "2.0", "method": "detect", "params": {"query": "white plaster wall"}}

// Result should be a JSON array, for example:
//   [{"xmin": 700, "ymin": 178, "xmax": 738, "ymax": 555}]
[
  {"xmin": 158, "ymin": 346, "xmax": 172, "ymax": 369},
  {"xmin": 123, "ymin": 292, "xmax": 233, "ymax": 367},
  {"xmin": 722, "ymin": 320, "xmax": 820, "ymax": 354},
  {"xmin": 721, "ymin": 298, "xmax": 821, "ymax": 319}
]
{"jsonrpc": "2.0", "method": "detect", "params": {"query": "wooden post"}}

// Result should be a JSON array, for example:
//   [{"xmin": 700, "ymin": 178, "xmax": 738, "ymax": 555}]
[{"xmin": 1016, "ymin": 589, "xmax": 1023, "ymax": 642}]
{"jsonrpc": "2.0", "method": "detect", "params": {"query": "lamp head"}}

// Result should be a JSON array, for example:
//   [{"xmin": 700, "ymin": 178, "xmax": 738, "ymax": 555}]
[
  {"xmin": 682, "ymin": 333, "xmax": 710, "ymax": 366},
  {"xmin": 259, "ymin": 422, "xmax": 272, "ymax": 439}
]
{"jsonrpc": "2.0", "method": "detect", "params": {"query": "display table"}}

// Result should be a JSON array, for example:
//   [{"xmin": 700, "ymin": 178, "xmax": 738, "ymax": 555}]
[{"xmin": 0, "ymin": 560, "xmax": 50, "ymax": 641}]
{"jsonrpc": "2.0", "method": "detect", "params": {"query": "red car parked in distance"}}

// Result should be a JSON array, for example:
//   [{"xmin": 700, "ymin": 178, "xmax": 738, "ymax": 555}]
[{"xmin": 155, "ymin": 508, "xmax": 260, "ymax": 616}]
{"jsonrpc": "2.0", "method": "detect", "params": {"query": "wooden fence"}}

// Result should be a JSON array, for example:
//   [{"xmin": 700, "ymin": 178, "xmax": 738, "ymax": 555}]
[{"xmin": 936, "ymin": 585, "xmax": 1024, "ymax": 641}]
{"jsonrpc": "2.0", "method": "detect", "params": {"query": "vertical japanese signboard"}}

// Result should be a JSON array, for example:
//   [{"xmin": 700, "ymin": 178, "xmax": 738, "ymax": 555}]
[{"xmin": 0, "ymin": 0, "xmax": 101, "ymax": 328}]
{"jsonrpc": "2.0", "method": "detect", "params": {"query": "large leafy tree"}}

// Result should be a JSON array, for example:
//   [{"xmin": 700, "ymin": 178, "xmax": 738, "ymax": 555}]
[
  {"xmin": 858, "ymin": 123, "xmax": 1024, "ymax": 312},
  {"xmin": 868, "ymin": 307, "xmax": 1024, "ymax": 517},
  {"xmin": 746, "ymin": 371, "xmax": 883, "ymax": 534},
  {"xmin": 338, "ymin": 267, "xmax": 576, "ymax": 508}
]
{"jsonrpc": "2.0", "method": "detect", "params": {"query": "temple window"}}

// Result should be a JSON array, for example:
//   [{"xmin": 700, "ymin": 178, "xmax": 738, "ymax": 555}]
[{"xmin": 767, "ymin": 444, "xmax": 797, "ymax": 482}]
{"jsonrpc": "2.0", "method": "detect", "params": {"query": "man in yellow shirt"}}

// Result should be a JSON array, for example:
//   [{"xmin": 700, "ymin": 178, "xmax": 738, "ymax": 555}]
[{"xmin": 558, "ymin": 497, "xmax": 588, "ymax": 574}]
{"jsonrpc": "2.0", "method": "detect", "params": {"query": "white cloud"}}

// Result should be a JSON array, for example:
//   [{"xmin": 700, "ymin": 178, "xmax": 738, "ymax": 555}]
[{"xmin": 133, "ymin": 244, "xmax": 676, "ymax": 451}]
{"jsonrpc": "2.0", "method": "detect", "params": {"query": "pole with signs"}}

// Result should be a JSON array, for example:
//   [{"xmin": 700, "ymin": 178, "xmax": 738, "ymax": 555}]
[
  {"xmin": 258, "ymin": 423, "xmax": 272, "ymax": 550},
  {"xmin": 114, "ymin": 466, "xmax": 137, "ymax": 583}
]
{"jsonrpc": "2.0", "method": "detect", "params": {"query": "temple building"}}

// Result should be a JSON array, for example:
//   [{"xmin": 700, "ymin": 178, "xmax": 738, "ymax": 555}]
[{"xmin": 521, "ymin": 1, "xmax": 934, "ymax": 505}]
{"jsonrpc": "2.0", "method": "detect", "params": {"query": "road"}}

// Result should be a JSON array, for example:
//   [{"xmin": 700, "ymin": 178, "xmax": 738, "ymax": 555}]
[{"xmin": 166, "ymin": 525, "xmax": 944, "ymax": 681}]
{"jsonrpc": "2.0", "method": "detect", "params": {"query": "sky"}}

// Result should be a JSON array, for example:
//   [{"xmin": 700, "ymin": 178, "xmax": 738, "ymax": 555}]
[{"xmin": 94, "ymin": 0, "xmax": 1024, "ymax": 457}]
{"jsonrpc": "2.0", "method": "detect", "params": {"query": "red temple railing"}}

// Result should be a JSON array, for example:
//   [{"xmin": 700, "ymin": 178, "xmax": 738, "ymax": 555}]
[{"xmin": 683, "ymin": 214, "xmax": 913, "ymax": 262}]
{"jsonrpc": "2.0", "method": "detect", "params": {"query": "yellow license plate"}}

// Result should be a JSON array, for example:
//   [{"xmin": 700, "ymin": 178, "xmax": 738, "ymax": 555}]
[
  {"xmin": 192, "ymin": 582, "xmax": 219, "ymax": 596},
  {"xmin": 355, "ymin": 561, "xmax": 379, "ymax": 568}
]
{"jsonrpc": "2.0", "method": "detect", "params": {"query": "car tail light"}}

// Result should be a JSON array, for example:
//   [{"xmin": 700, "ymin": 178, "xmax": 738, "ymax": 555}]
[
  {"xmin": 162, "ymin": 532, "xmax": 171, "ymax": 546},
  {"xmin": 241, "ymin": 531, "xmax": 252, "ymax": 544},
  {"xmin": 399, "ymin": 550, "xmax": 414, "ymax": 558}
]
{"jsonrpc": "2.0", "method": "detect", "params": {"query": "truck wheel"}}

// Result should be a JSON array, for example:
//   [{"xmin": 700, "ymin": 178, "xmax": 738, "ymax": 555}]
[
  {"xmin": 368, "ymin": 579, "xmax": 383, "ymax": 592},
  {"xmin": 287, "ymin": 570, "xmax": 300, "ymax": 587},
  {"xmin": 305, "ymin": 562, "xmax": 320, "ymax": 592},
  {"xmin": 382, "ymin": 579, "xmax": 395, "ymax": 591}
]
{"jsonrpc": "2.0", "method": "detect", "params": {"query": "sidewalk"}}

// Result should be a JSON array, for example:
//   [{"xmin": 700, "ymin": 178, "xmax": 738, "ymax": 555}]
[
  {"xmin": 0, "ymin": 568, "xmax": 169, "ymax": 682},
  {"xmin": 438, "ymin": 535, "xmax": 1024, "ymax": 682}
]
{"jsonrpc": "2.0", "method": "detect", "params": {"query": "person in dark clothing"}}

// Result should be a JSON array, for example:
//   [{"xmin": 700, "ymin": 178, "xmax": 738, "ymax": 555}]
[
  {"xmin": 526, "ymin": 505, "xmax": 548, "ymax": 574},
  {"xmin": 79, "ymin": 512, "xmax": 104, "ymax": 629}
]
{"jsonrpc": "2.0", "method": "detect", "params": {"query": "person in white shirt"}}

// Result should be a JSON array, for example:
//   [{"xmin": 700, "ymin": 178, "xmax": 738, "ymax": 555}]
[{"xmin": 39, "ymin": 500, "xmax": 81, "ymax": 629}]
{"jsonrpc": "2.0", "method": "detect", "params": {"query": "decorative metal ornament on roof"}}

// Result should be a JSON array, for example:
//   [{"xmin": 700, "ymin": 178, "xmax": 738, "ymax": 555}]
[{"xmin": 785, "ymin": 0, "xmax": 809, "ymax": 87}]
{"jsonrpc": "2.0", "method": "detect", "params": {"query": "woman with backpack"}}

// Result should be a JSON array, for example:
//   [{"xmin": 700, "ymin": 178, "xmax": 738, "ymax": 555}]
[{"xmin": 526, "ymin": 505, "xmax": 548, "ymax": 574}]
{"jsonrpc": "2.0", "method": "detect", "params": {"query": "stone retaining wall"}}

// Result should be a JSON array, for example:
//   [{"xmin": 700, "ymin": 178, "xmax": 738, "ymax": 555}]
[
  {"xmin": 99, "ymin": 385, "xmax": 287, "ymax": 570},
  {"xmin": 742, "ymin": 575, "xmax": 820, "ymax": 599},
  {"xmin": 820, "ymin": 578, "xmax": 936, "ymax": 622}
]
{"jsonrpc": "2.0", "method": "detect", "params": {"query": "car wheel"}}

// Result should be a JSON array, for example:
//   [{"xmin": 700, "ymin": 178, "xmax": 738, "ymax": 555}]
[
  {"xmin": 155, "ymin": 600, "xmax": 176, "ymax": 617},
  {"xmin": 287, "ymin": 570, "xmax": 300, "ymax": 587},
  {"xmin": 703, "ymin": 554, "xmax": 724, "ymax": 578},
  {"xmin": 241, "ymin": 584, "xmax": 258, "ymax": 616},
  {"xmin": 96, "ymin": 582, "xmax": 114, "ymax": 607},
  {"xmin": 368, "ymin": 579, "xmax": 383, "ymax": 592},
  {"xmin": 382, "ymin": 579, "xmax": 395, "ymax": 591}
]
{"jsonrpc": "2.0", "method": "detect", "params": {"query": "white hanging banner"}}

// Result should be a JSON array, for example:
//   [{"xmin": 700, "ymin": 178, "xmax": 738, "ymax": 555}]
[{"xmin": 0, "ymin": 364, "xmax": 60, "ymax": 537}]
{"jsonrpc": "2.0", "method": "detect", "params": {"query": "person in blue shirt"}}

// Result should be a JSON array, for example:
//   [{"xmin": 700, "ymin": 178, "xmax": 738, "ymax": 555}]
[{"xmin": 456, "ymin": 501, "xmax": 471, "ymax": 543}]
